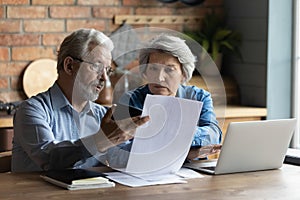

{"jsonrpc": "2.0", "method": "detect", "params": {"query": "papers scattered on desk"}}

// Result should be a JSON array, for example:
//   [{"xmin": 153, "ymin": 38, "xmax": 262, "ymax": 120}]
[
  {"xmin": 105, "ymin": 168, "xmax": 204, "ymax": 187},
  {"xmin": 40, "ymin": 169, "xmax": 115, "ymax": 190}
]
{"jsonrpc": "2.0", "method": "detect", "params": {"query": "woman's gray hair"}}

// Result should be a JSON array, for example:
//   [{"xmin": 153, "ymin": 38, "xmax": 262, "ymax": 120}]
[
  {"xmin": 139, "ymin": 34, "xmax": 196, "ymax": 82},
  {"xmin": 57, "ymin": 28, "xmax": 114, "ymax": 71}
]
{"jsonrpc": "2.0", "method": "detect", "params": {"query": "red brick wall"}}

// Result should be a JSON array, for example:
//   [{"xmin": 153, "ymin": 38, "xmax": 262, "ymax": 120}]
[{"xmin": 0, "ymin": 0, "xmax": 223, "ymax": 102}]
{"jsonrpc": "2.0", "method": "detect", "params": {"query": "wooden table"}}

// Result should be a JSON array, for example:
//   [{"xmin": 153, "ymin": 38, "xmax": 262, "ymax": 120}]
[{"xmin": 0, "ymin": 164, "xmax": 299, "ymax": 200}]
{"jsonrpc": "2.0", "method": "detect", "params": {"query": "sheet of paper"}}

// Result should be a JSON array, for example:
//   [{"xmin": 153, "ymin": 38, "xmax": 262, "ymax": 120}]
[
  {"xmin": 124, "ymin": 95, "xmax": 203, "ymax": 179},
  {"xmin": 105, "ymin": 168, "xmax": 204, "ymax": 187}
]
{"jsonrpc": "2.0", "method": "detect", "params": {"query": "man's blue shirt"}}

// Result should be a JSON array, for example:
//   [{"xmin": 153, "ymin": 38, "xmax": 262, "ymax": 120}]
[{"xmin": 12, "ymin": 83, "xmax": 129, "ymax": 172}]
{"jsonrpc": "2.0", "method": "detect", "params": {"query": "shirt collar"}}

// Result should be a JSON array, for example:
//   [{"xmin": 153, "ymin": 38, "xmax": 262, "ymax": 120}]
[
  {"xmin": 50, "ymin": 83, "xmax": 97, "ymax": 117},
  {"xmin": 176, "ymin": 84, "xmax": 184, "ymax": 98},
  {"xmin": 144, "ymin": 84, "xmax": 153, "ymax": 94},
  {"xmin": 50, "ymin": 82, "xmax": 70, "ymax": 110},
  {"xmin": 82, "ymin": 101, "xmax": 96, "ymax": 117}
]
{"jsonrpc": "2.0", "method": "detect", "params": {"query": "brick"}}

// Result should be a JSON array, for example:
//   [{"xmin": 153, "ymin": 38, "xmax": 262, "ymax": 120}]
[
  {"xmin": 0, "ymin": 90, "xmax": 26, "ymax": 102},
  {"xmin": 93, "ymin": 7, "xmax": 131, "ymax": 18},
  {"xmin": 10, "ymin": 76, "xmax": 22, "ymax": 90},
  {"xmin": 0, "ymin": 7, "xmax": 4, "ymax": 18},
  {"xmin": 32, "ymin": 0, "xmax": 74, "ymax": 5},
  {"xmin": 12, "ymin": 47, "xmax": 55, "ymax": 61},
  {"xmin": 135, "ymin": 8, "xmax": 173, "ymax": 15},
  {"xmin": 0, "ymin": 0, "xmax": 29, "ymax": 5},
  {"xmin": 24, "ymin": 20, "xmax": 65, "ymax": 32},
  {"xmin": 122, "ymin": 0, "xmax": 158, "ymax": 6},
  {"xmin": 0, "ymin": 34, "xmax": 41, "ymax": 46},
  {"xmin": 67, "ymin": 19, "xmax": 106, "ymax": 32},
  {"xmin": 0, "ymin": 47, "xmax": 9, "ymax": 61},
  {"xmin": 50, "ymin": 6, "xmax": 91, "ymax": 18},
  {"xmin": 0, "ymin": 77, "xmax": 8, "ymax": 89},
  {"xmin": 107, "ymin": 21, "xmax": 123, "ymax": 33},
  {"xmin": 0, "ymin": 20, "xmax": 21, "ymax": 33},
  {"xmin": 42, "ymin": 33, "xmax": 68, "ymax": 46},
  {"xmin": 7, "ymin": 6, "xmax": 47, "ymax": 19},
  {"xmin": 176, "ymin": 7, "xmax": 207, "ymax": 16},
  {"xmin": 0, "ymin": 62, "xmax": 28, "ymax": 76},
  {"xmin": 78, "ymin": 0, "xmax": 119, "ymax": 6}
]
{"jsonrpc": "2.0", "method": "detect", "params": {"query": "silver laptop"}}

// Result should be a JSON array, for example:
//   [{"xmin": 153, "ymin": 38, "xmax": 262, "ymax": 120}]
[{"xmin": 184, "ymin": 118, "xmax": 297, "ymax": 175}]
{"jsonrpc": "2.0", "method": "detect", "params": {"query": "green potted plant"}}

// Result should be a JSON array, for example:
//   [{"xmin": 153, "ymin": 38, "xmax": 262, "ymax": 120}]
[{"xmin": 185, "ymin": 12, "xmax": 242, "ymax": 72}]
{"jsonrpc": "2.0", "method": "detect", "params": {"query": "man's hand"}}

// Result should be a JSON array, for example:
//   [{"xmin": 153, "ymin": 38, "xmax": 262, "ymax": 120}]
[
  {"xmin": 97, "ymin": 105, "xmax": 150, "ymax": 152},
  {"xmin": 187, "ymin": 144, "xmax": 222, "ymax": 160}
]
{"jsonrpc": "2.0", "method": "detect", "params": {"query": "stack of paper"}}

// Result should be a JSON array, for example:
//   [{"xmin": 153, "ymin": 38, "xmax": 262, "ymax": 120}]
[
  {"xmin": 40, "ymin": 169, "xmax": 115, "ymax": 190},
  {"xmin": 105, "ymin": 168, "xmax": 204, "ymax": 187}
]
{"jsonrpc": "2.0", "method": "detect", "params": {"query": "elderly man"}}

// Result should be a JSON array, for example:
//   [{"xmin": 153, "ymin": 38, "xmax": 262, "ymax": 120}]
[{"xmin": 12, "ymin": 28, "xmax": 149, "ymax": 172}]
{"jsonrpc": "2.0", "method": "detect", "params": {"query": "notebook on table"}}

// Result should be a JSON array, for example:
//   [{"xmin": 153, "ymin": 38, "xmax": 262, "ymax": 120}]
[
  {"xmin": 40, "ymin": 169, "xmax": 115, "ymax": 190},
  {"xmin": 184, "ymin": 118, "xmax": 297, "ymax": 175}
]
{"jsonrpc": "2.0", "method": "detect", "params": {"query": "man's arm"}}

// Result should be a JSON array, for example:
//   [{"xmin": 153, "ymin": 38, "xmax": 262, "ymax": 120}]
[{"xmin": 13, "ymin": 101, "xmax": 92, "ymax": 171}]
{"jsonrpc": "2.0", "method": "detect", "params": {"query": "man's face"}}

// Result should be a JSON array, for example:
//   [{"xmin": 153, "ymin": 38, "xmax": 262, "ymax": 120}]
[
  {"xmin": 74, "ymin": 45, "xmax": 112, "ymax": 102},
  {"xmin": 144, "ymin": 52, "xmax": 185, "ymax": 96}
]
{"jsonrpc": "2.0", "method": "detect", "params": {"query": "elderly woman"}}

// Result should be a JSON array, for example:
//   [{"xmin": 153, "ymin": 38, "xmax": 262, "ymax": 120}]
[{"xmin": 119, "ymin": 34, "xmax": 222, "ymax": 160}]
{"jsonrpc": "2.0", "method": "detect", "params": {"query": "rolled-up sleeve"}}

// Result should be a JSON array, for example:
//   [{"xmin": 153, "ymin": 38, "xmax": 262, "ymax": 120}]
[{"xmin": 191, "ymin": 89, "xmax": 222, "ymax": 146}]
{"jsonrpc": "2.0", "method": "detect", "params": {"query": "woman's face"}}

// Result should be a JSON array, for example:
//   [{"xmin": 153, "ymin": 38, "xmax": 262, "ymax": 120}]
[{"xmin": 144, "ymin": 52, "xmax": 185, "ymax": 96}]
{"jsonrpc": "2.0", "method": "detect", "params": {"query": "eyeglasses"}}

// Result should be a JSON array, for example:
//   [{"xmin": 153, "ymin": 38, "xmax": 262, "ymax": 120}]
[{"xmin": 72, "ymin": 57, "xmax": 114, "ymax": 76}]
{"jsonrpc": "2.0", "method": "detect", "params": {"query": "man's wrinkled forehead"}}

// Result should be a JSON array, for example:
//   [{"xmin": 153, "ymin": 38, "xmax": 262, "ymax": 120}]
[{"xmin": 84, "ymin": 44, "xmax": 112, "ymax": 60}]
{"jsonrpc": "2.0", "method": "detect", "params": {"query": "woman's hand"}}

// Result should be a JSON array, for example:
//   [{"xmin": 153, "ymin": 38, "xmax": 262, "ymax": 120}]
[
  {"xmin": 187, "ymin": 144, "xmax": 222, "ymax": 160},
  {"xmin": 97, "ymin": 105, "xmax": 150, "ymax": 152}
]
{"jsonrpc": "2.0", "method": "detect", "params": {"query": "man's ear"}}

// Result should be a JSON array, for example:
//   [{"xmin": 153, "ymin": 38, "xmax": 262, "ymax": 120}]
[{"xmin": 63, "ymin": 56, "xmax": 76, "ymax": 75}]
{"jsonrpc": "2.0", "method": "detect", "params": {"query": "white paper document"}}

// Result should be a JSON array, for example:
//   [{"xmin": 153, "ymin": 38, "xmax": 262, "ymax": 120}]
[
  {"xmin": 124, "ymin": 95, "xmax": 203, "ymax": 178},
  {"xmin": 111, "ymin": 94, "xmax": 203, "ymax": 186},
  {"xmin": 106, "ymin": 168, "xmax": 204, "ymax": 187}
]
